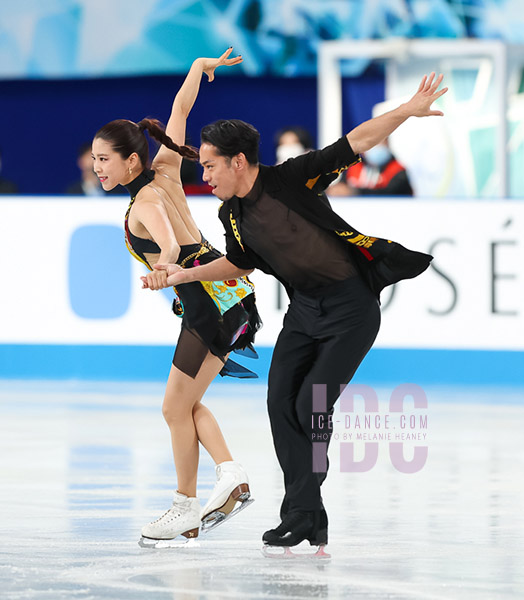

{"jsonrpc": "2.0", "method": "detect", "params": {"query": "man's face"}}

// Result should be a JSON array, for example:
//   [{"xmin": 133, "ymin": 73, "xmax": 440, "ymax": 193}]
[{"xmin": 200, "ymin": 143, "xmax": 239, "ymax": 201}]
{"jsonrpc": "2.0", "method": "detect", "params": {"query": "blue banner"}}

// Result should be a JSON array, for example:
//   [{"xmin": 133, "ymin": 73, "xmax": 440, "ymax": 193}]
[{"xmin": 1, "ymin": 0, "xmax": 523, "ymax": 79}]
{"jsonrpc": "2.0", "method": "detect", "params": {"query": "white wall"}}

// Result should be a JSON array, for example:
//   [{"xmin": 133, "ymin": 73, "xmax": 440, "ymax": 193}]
[{"xmin": 1, "ymin": 197, "xmax": 522, "ymax": 350}]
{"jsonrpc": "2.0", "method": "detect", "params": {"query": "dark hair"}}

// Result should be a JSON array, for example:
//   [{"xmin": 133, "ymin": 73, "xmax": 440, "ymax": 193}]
[
  {"xmin": 77, "ymin": 142, "xmax": 93, "ymax": 157},
  {"xmin": 200, "ymin": 119, "xmax": 260, "ymax": 165},
  {"xmin": 94, "ymin": 118, "xmax": 199, "ymax": 165},
  {"xmin": 274, "ymin": 126, "xmax": 313, "ymax": 150}
]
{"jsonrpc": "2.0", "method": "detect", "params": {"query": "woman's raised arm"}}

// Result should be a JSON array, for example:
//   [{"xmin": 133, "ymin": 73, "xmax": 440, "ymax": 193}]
[{"xmin": 153, "ymin": 48, "xmax": 242, "ymax": 169}]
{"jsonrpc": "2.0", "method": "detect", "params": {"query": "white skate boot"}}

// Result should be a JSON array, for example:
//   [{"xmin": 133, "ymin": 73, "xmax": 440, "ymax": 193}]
[
  {"xmin": 200, "ymin": 461, "xmax": 253, "ymax": 533},
  {"xmin": 139, "ymin": 491, "xmax": 201, "ymax": 548}
]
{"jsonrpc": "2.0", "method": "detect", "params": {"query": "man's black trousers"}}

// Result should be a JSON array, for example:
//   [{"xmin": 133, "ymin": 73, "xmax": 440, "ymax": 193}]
[{"xmin": 267, "ymin": 275, "xmax": 381, "ymax": 513}]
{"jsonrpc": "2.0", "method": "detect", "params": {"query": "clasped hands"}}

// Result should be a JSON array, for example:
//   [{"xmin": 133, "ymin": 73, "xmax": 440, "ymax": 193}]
[{"xmin": 141, "ymin": 264, "xmax": 187, "ymax": 290}]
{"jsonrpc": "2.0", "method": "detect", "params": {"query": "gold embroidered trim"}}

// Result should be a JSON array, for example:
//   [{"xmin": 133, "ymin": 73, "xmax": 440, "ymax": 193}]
[
  {"xmin": 229, "ymin": 211, "xmax": 245, "ymax": 252},
  {"xmin": 305, "ymin": 156, "xmax": 361, "ymax": 190},
  {"xmin": 178, "ymin": 241, "xmax": 213, "ymax": 268},
  {"xmin": 306, "ymin": 175, "xmax": 321, "ymax": 189},
  {"xmin": 336, "ymin": 230, "xmax": 377, "ymax": 249}
]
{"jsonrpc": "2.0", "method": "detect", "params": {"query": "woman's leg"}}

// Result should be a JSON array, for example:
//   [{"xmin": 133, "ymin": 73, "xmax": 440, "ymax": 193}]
[
  {"xmin": 162, "ymin": 350, "xmax": 233, "ymax": 497},
  {"xmin": 193, "ymin": 403, "xmax": 232, "ymax": 463}
]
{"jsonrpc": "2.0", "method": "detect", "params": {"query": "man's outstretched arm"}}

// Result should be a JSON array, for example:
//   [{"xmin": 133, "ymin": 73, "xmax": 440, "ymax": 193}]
[
  {"xmin": 347, "ymin": 72, "xmax": 448, "ymax": 154},
  {"xmin": 141, "ymin": 256, "xmax": 253, "ymax": 290}
]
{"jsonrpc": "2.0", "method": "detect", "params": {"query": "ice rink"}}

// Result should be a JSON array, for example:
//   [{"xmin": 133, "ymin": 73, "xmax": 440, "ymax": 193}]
[{"xmin": 1, "ymin": 379, "xmax": 523, "ymax": 599}]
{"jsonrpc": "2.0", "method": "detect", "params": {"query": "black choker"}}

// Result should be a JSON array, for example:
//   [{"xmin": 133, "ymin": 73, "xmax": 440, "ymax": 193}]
[{"xmin": 124, "ymin": 168, "xmax": 155, "ymax": 199}]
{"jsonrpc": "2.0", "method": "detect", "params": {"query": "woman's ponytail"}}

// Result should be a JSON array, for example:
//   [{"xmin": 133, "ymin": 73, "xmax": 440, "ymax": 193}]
[{"xmin": 137, "ymin": 118, "xmax": 199, "ymax": 161}]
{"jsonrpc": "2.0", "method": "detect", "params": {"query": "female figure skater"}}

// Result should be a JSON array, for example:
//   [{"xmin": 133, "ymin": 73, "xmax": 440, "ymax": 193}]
[{"xmin": 92, "ymin": 49, "xmax": 261, "ymax": 547}]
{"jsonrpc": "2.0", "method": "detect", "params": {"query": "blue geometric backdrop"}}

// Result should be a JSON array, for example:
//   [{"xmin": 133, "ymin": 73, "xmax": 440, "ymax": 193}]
[{"xmin": 1, "ymin": 0, "xmax": 524, "ymax": 79}]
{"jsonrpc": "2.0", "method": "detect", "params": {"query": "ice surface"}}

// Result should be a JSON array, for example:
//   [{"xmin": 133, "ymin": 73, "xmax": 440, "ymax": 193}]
[{"xmin": 1, "ymin": 380, "xmax": 523, "ymax": 599}]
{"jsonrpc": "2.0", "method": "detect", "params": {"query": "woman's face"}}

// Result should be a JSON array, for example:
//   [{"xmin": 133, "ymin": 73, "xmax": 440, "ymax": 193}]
[{"xmin": 91, "ymin": 138, "xmax": 131, "ymax": 191}]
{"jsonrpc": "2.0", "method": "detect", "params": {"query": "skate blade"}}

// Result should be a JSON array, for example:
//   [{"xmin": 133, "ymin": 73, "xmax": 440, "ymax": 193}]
[
  {"xmin": 201, "ymin": 497, "xmax": 254, "ymax": 534},
  {"xmin": 138, "ymin": 537, "xmax": 200, "ymax": 549},
  {"xmin": 261, "ymin": 544, "xmax": 331, "ymax": 560}
]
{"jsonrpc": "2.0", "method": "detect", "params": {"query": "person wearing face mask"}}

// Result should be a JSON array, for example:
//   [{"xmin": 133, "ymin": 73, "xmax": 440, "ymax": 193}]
[
  {"xmin": 274, "ymin": 126, "xmax": 314, "ymax": 164},
  {"xmin": 329, "ymin": 139, "xmax": 413, "ymax": 197}
]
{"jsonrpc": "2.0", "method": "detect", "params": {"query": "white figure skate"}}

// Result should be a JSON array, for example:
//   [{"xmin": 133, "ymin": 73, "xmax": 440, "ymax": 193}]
[
  {"xmin": 139, "ymin": 491, "xmax": 201, "ymax": 548},
  {"xmin": 200, "ymin": 461, "xmax": 253, "ymax": 533}
]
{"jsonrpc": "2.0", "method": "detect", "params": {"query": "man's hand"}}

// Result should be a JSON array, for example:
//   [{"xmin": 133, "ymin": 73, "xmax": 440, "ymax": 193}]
[
  {"xmin": 403, "ymin": 72, "xmax": 448, "ymax": 117},
  {"xmin": 141, "ymin": 264, "xmax": 189, "ymax": 289},
  {"xmin": 346, "ymin": 72, "xmax": 448, "ymax": 154}
]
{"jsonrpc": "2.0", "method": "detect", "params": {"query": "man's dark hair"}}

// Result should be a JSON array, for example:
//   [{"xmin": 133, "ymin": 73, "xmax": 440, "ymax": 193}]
[
  {"xmin": 201, "ymin": 119, "xmax": 260, "ymax": 165},
  {"xmin": 274, "ymin": 126, "xmax": 313, "ymax": 150}
]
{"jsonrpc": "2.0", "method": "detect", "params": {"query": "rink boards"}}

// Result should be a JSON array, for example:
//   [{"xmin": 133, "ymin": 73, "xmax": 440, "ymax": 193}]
[{"xmin": 0, "ymin": 196, "xmax": 523, "ymax": 384}]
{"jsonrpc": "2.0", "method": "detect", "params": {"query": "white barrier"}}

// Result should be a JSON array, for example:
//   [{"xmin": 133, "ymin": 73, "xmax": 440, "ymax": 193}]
[{"xmin": 0, "ymin": 196, "xmax": 522, "ymax": 350}]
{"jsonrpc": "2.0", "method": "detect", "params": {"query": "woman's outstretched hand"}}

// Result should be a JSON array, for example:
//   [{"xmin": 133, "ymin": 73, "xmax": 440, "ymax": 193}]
[{"xmin": 200, "ymin": 47, "xmax": 243, "ymax": 82}]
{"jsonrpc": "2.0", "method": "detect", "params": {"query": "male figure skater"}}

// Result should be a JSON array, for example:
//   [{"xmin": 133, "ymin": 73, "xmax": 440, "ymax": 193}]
[{"xmin": 145, "ymin": 73, "xmax": 448, "ymax": 552}]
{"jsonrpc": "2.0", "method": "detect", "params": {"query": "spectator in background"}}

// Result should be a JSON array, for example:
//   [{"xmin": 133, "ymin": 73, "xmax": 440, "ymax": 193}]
[
  {"xmin": 0, "ymin": 149, "xmax": 19, "ymax": 194},
  {"xmin": 329, "ymin": 139, "xmax": 413, "ymax": 197},
  {"xmin": 66, "ymin": 142, "xmax": 104, "ymax": 196},
  {"xmin": 65, "ymin": 142, "xmax": 122, "ymax": 196},
  {"xmin": 274, "ymin": 126, "xmax": 313, "ymax": 164}
]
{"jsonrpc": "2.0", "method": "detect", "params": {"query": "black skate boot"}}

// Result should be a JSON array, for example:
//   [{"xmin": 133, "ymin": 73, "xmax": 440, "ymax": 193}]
[
  {"xmin": 279, "ymin": 497, "xmax": 328, "ymax": 532},
  {"xmin": 262, "ymin": 510, "xmax": 330, "ymax": 559}
]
